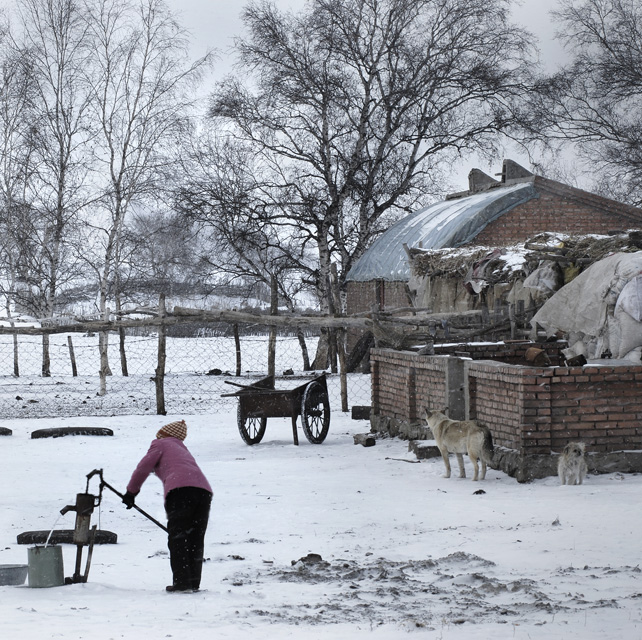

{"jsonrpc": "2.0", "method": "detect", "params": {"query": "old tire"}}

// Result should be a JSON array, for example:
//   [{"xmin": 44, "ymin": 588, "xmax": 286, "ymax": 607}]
[{"xmin": 31, "ymin": 427, "xmax": 113, "ymax": 439}]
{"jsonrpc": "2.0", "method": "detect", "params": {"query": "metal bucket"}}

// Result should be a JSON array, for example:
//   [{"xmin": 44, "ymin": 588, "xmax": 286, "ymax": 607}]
[
  {"xmin": 27, "ymin": 545, "xmax": 64, "ymax": 588},
  {"xmin": 0, "ymin": 564, "xmax": 28, "ymax": 586}
]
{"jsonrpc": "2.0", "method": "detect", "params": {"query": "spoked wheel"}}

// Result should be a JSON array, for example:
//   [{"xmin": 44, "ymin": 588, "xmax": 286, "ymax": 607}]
[
  {"xmin": 237, "ymin": 404, "xmax": 267, "ymax": 445},
  {"xmin": 300, "ymin": 381, "xmax": 330, "ymax": 444}
]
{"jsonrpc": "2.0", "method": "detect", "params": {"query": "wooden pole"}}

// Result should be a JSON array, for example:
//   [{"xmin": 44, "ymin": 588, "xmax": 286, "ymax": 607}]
[
  {"xmin": 11, "ymin": 325, "xmax": 19, "ymax": 377},
  {"xmin": 155, "ymin": 294, "xmax": 167, "ymax": 415},
  {"xmin": 116, "ymin": 295, "xmax": 128, "ymax": 377},
  {"xmin": 233, "ymin": 323, "xmax": 241, "ymax": 377},
  {"xmin": 42, "ymin": 333, "xmax": 51, "ymax": 377},
  {"xmin": 330, "ymin": 264, "xmax": 348, "ymax": 412},
  {"xmin": 67, "ymin": 336, "xmax": 78, "ymax": 377},
  {"xmin": 267, "ymin": 275, "xmax": 278, "ymax": 378}
]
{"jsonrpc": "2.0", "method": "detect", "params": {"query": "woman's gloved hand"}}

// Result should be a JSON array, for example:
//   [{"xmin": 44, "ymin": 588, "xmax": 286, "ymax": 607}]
[{"xmin": 122, "ymin": 491, "xmax": 136, "ymax": 509}]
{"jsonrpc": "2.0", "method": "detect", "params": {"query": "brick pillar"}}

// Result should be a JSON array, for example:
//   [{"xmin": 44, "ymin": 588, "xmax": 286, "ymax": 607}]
[
  {"xmin": 446, "ymin": 357, "xmax": 466, "ymax": 420},
  {"xmin": 407, "ymin": 366, "xmax": 416, "ymax": 421},
  {"xmin": 520, "ymin": 369, "xmax": 553, "ymax": 455},
  {"xmin": 371, "ymin": 360, "xmax": 380, "ymax": 416}
]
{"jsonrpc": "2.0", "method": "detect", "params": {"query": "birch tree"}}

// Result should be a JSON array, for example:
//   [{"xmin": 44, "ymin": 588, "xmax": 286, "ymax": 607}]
[
  {"xmin": 14, "ymin": 0, "xmax": 94, "ymax": 375},
  {"xmin": 0, "ymin": 36, "xmax": 37, "ymax": 375},
  {"xmin": 85, "ymin": 0, "xmax": 211, "ymax": 392}
]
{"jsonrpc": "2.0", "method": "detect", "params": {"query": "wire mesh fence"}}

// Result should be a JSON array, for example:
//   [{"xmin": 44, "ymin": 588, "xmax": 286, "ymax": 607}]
[{"xmin": 0, "ymin": 325, "xmax": 372, "ymax": 420}]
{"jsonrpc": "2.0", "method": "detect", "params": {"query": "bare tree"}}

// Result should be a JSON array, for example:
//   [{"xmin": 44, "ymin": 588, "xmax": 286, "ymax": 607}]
[
  {"xmin": 85, "ymin": 0, "xmax": 212, "ymax": 392},
  {"xmin": 526, "ymin": 0, "xmax": 642, "ymax": 204},
  {"xmin": 12, "ymin": 0, "xmax": 95, "ymax": 375},
  {"xmin": 207, "ymin": 0, "xmax": 533, "ymax": 365},
  {"xmin": 0, "ymin": 37, "xmax": 38, "ymax": 376},
  {"xmin": 176, "ymin": 131, "xmax": 317, "ymax": 368},
  {"xmin": 177, "ymin": 133, "xmax": 315, "ymax": 306}
]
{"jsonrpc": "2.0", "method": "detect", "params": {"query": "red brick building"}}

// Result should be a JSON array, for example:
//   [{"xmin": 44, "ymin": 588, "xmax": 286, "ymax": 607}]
[{"xmin": 346, "ymin": 159, "xmax": 642, "ymax": 315}]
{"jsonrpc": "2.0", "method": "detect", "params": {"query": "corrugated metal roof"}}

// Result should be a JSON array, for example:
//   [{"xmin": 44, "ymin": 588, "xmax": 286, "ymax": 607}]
[{"xmin": 346, "ymin": 183, "xmax": 537, "ymax": 282}]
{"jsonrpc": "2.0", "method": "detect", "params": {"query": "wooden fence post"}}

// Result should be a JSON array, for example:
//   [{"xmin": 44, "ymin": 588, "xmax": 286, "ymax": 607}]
[
  {"xmin": 116, "ymin": 295, "xmax": 129, "ymax": 377},
  {"xmin": 155, "ymin": 294, "xmax": 167, "ymax": 415},
  {"xmin": 267, "ymin": 275, "xmax": 278, "ymax": 378},
  {"xmin": 233, "ymin": 324, "xmax": 242, "ymax": 377},
  {"xmin": 330, "ymin": 264, "xmax": 348, "ymax": 411},
  {"xmin": 42, "ymin": 334, "xmax": 51, "ymax": 377},
  {"xmin": 509, "ymin": 303, "xmax": 516, "ymax": 339},
  {"xmin": 11, "ymin": 324, "xmax": 19, "ymax": 377},
  {"xmin": 67, "ymin": 336, "xmax": 78, "ymax": 377}
]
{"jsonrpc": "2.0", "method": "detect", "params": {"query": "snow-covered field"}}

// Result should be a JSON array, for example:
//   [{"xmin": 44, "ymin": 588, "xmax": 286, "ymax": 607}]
[
  {"xmin": 1, "ymin": 410, "xmax": 641, "ymax": 639},
  {"xmin": 0, "ymin": 332, "xmax": 373, "ymax": 419}
]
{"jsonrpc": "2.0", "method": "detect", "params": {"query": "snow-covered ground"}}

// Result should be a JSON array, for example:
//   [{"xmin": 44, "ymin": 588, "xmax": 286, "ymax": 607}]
[{"xmin": 1, "ymin": 410, "xmax": 641, "ymax": 639}]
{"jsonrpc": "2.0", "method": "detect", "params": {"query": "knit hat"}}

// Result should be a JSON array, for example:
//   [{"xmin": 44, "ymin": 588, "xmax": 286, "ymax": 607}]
[{"xmin": 156, "ymin": 419, "xmax": 187, "ymax": 441}]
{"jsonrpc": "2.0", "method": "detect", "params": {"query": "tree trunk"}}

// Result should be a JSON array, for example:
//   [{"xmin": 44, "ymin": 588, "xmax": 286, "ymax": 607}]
[
  {"xmin": 155, "ymin": 294, "xmax": 167, "ymax": 415},
  {"xmin": 330, "ymin": 263, "xmax": 348, "ymax": 411},
  {"xmin": 267, "ymin": 274, "xmax": 278, "ymax": 377},
  {"xmin": 312, "ymin": 328, "xmax": 330, "ymax": 370},
  {"xmin": 98, "ymin": 331, "xmax": 111, "ymax": 396},
  {"xmin": 234, "ymin": 323, "xmax": 242, "ymax": 376},
  {"xmin": 297, "ymin": 328, "xmax": 310, "ymax": 371},
  {"xmin": 337, "ymin": 328, "xmax": 348, "ymax": 412},
  {"xmin": 329, "ymin": 330, "xmax": 338, "ymax": 373},
  {"xmin": 311, "ymin": 230, "xmax": 333, "ymax": 370},
  {"xmin": 41, "ymin": 333, "xmax": 51, "ymax": 377}
]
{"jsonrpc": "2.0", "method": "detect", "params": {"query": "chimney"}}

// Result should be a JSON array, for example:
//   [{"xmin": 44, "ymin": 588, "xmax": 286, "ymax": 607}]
[
  {"xmin": 501, "ymin": 159, "xmax": 533, "ymax": 183},
  {"xmin": 468, "ymin": 169, "xmax": 499, "ymax": 193}
]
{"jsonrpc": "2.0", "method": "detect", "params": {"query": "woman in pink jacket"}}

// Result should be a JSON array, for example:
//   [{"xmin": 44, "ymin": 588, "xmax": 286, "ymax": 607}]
[{"xmin": 123, "ymin": 420, "xmax": 212, "ymax": 592}]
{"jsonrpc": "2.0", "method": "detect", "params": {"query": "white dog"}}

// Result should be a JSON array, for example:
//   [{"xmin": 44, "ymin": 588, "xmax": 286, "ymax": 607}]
[
  {"xmin": 423, "ymin": 408, "xmax": 494, "ymax": 481},
  {"xmin": 558, "ymin": 442, "xmax": 588, "ymax": 485}
]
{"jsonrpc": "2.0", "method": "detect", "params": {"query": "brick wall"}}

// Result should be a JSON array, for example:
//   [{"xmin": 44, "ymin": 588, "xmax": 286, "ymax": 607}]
[
  {"xmin": 346, "ymin": 280, "xmax": 411, "ymax": 354},
  {"xmin": 371, "ymin": 348, "xmax": 448, "ymax": 424},
  {"xmin": 371, "ymin": 345, "xmax": 642, "ymax": 455},
  {"xmin": 466, "ymin": 361, "xmax": 526, "ymax": 451},
  {"xmin": 472, "ymin": 179, "xmax": 641, "ymax": 246},
  {"xmin": 549, "ymin": 365, "xmax": 642, "ymax": 452},
  {"xmin": 346, "ymin": 280, "xmax": 410, "ymax": 315}
]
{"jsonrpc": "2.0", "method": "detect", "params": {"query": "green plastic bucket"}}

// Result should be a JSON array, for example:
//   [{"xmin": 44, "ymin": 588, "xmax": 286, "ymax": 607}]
[{"xmin": 27, "ymin": 545, "xmax": 64, "ymax": 588}]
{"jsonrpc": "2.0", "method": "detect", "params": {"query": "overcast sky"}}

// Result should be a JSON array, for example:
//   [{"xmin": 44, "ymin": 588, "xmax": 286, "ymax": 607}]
[
  {"xmin": 169, "ymin": 0, "xmax": 566, "ymax": 74},
  {"xmin": 168, "ymin": 0, "xmax": 568, "ymax": 187},
  {"xmin": 0, "ymin": 0, "xmax": 568, "ymax": 188}
]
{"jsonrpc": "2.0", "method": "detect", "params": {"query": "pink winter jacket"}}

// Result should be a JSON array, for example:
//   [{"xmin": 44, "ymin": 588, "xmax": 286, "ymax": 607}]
[{"xmin": 126, "ymin": 437, "xmax": 212, "ymax": 499}]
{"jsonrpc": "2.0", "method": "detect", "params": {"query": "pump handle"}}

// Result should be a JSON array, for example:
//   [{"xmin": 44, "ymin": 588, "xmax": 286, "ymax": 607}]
[{"xmin": 86, "ymin": 468, "xmax": 168, "ymax": 533}]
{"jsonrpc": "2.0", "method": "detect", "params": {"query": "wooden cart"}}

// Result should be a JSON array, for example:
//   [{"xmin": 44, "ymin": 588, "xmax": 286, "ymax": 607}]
[{"xmin": 222, "ymin": 374, "xmax": 330, "ymax": 445}]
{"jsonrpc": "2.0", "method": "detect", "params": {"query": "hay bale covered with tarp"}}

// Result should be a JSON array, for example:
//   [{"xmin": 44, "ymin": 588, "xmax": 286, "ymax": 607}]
[
  {"xmin": 531, "ymin": 251, "xmax": 642, "ymax": 361},
  {"xmin": 407, "ymin": 232, "xmax": 642, "ymax": 317}
]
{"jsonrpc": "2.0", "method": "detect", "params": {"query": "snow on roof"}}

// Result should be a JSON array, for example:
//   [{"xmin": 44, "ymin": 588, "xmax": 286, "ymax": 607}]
[{"xmin": 346, "ymin": 182, "xmax": 536, "ymax": 282}]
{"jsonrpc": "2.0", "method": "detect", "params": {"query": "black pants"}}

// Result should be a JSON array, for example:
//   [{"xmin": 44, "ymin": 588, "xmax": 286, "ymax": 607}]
[{"xmin": 165, "ymin": 487, "xmax": 212, "ymax": 590}]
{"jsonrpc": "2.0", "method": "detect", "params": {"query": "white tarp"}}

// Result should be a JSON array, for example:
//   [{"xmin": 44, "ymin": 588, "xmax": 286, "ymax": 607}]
[{"xmin": 531, "ymin": 252, "xmax": 642, "ymax": 359}]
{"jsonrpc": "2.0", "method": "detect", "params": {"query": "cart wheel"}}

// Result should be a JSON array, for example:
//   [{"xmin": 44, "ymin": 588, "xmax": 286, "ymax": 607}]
[
  {"xmin": 237, "ymin": 404, "xmax": 267, "ymax": 445},
  {"xmin": 300, "ymin": 381, "xmax": 330, "ymax": 444}
]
